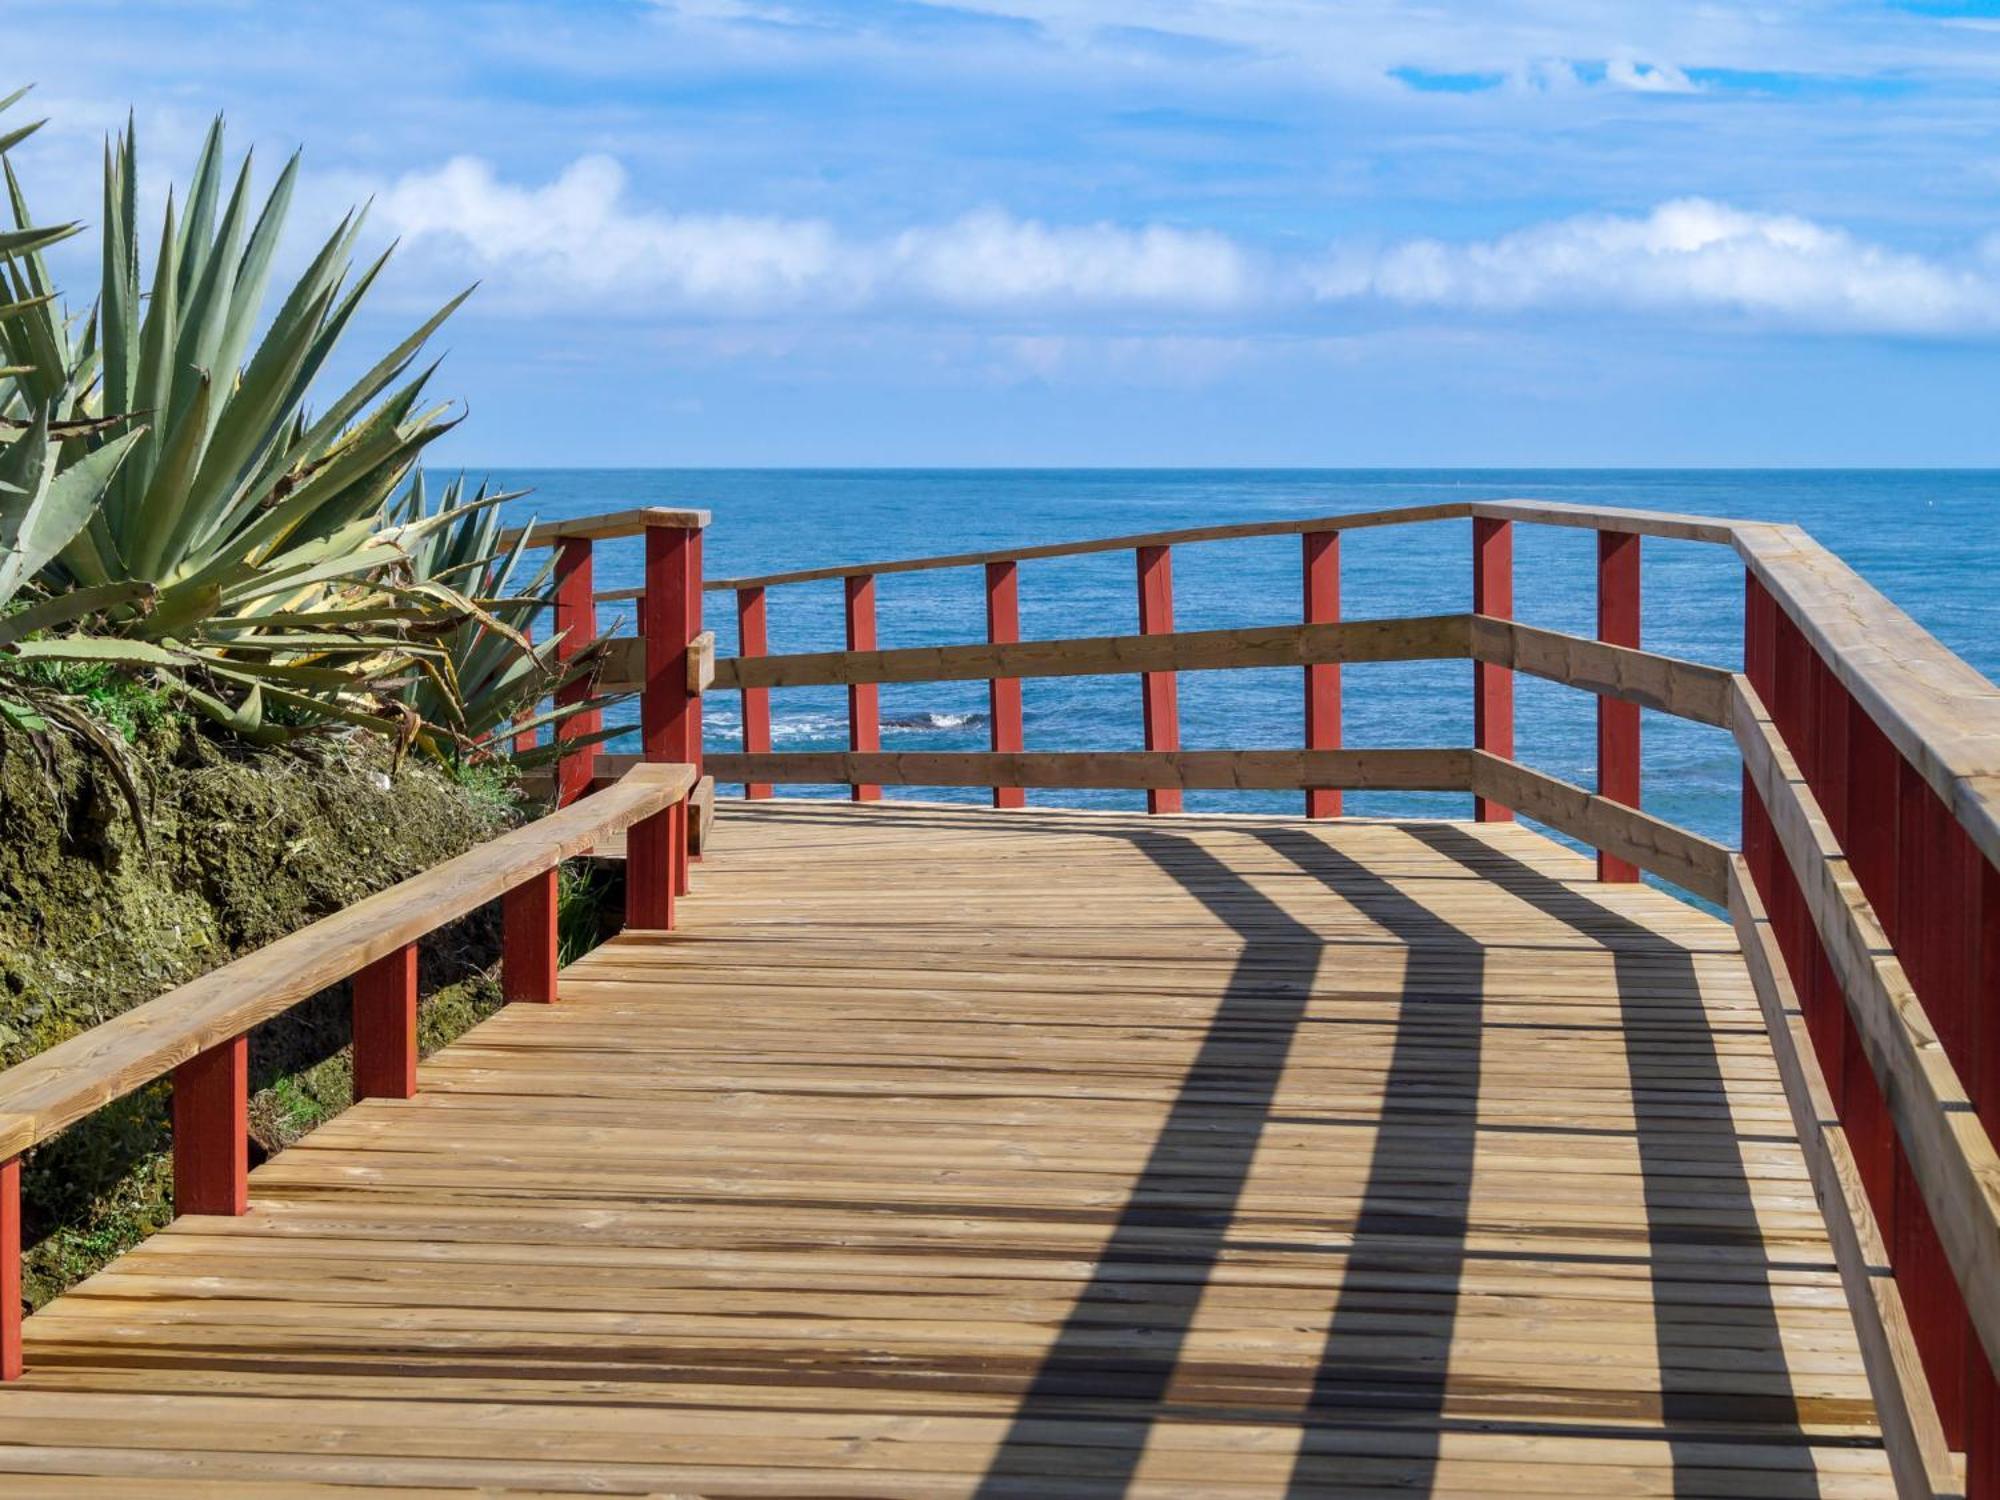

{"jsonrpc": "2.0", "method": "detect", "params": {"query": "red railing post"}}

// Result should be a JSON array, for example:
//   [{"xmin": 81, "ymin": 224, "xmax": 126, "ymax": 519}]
[
  {"xmin": 846, "ymin": 573, "xmax": 881, "ymax": 803},
  {"xmin": 626, "ymin": 802, "xmax": 681, "ymax": 931},
  {"xmin": 737, "ymin": 585, "xmax": 772, "ymax": 800},
  {"xmin": 352, "ymin": 942, "xmax": 419, "ymax": 1102},
  {"xmin": 1893, "ymin": 758, "xmax": 1971, "ymax": 1446},
  {"xmin": 1970, "ymin": 850, "xmax": 2000, "ymax": 1499},
  {"xmin": 986, "ymin": 561, "xmax": 1025, "ymax": 809},
  {"xmin": 1472, "ymin": 517, "xmax": 1514, "ymax": 821},
  {"xmin": 173, "ymin": 1036, "xmax": 248, "ymax": 1216},
  {"xmin": 1136, "ymin": 545, "xmax": 1181, "ymax": 815},
  {"xmin": 553, "ymin": 536, "xmax": 600, "ymax": 806},
  {"xmin": 1303, "ymin": 531, "xmax": 1341, "ymax": 819},
  {"xmin": 642, "ymin": 521, "xmax": 702, "ymax": 893},
  {"xmin": 1596, "ymin": 530, "xmax": 1641, "ymax": 879},
  {"xmin": 502, "ymin": 869, "xmax": 559, "ymax": 1004},
  {"xmin": 0, "ymin": 1157, "xmax": 20, "ymax": 1380}
]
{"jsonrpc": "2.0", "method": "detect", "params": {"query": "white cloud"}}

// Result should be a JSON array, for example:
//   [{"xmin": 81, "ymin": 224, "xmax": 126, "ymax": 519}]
[
  {"xmin": 891, "ymin": 210, "xmax": 1253, "ymax": 309},
  {"xmin": 367, "ymin": 156, "xmax": 2000, "ymax": 339},
  {"xmin": 369, "ymin": 156, "xmax": 1260, "ymax": 315},
  {"xmin": 1313, "ymin": 199, "xmax": 2000, "ymax": 335},
  {"xmin": 1606, "ymin": 58, "xmax": 1698, "ymax": 93},
  {"xmin": 372, "ymin": 156, "xmax": 852, "ymax": 311}
]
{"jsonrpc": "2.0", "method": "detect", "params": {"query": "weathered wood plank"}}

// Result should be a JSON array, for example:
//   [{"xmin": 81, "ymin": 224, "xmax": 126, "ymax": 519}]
[
  {"xmin": 1465, "ymin": 752, "xmax": 1731, "ymax": 904},
  {"xmin": 1732, "ymin": 676, "xmax": 2000, "ymax": 1387},
  {"xmin": 706, "ymin": 747, "xmax": 1473, "ymax": 792},
  {"xmin": 1469, "ymin": 618, "xmax": 1734, "ymax": 728},
  {"xmin": 702, "ymin": 615, "xmax": 1470, "ymax": 694},
  {"xmin": 1729, "ymin": 857, "xmax": 1963, "ymax": 1500},
  {"xmin": 0, "ymin": 764, "xmax": 697, "ymax": 1159},
  {"xmin": 2, "ymin": 800, "xmax": 1895, "ymax": 1497},
  {"xmin": 705, "ymin": 503, "xmax": 1477, "ymax": 591},
  {"xmin": 494, "ymin": 507, "xmax": 709, "ymax": 550}
]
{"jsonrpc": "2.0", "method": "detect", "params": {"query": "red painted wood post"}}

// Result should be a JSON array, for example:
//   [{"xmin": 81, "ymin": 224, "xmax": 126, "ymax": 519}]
[
  {"xmin": 1596, "ymin": 530, "xmax": 1641, "ymax": 880},
  {"xmin": 626, "ymin": 802, "xmax": 680, "ymax": 931},
  {"xmin": 1968, "ymin": 850, "xmax": 2000, "ymax": 1500},
  {"xmin": 173, "ymin": 1036, "xmax": 248, "ymax": 1216},
  {"xmin": 846, "ymin": 573, "xmax": 882, "ymax": 803},
  {"xmin": 686, "ymin": 530, "xmax": 705, "ymax": 789},
  {"xmin": 987, "ymin": 561, "xmax": 1025, "ymax": 810},
  {"xmin": 502, "ymin": 869, "xmax": 559, "ymax": 1003},
  {"xmin": 0, "ymin": 1157, "xmax": 20, "ymax": 1380},
  {"xmin": 1894, "ymin": 762, "xmax": 1971, "ymax": 1447},
  {"xmin": 1302, "ymin": 531, "xmax": 1342, "ymax": 819},
  {"xmin": 1136, "ymin": 545, "xmax": 1181, "ymax": 815},
  {"xmin": 1842, "ymin": 695, "xmax": 1901, "ymax": 1221},
  {"xmin": 553, "ymin": 536, "xmax": 600, "ymax": 807},
  {"xmin": 1471, "ymin": 518, "xmax": 1514, "ymax": 821},
  {"xmin": 352, "ymin": 942, "xmax": 419, "ymax": 1102},
  {"xmin": 737, "ymin": 586, "xmax": 772, "ymax": 799},
  {"xmin": 642, "ymin": 522, "xmax": 702, "ymax": 894}
]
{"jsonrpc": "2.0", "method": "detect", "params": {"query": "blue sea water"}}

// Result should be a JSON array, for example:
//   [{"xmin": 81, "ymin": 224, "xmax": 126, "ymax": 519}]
[{"xmin": 487, "ymin": 470, "xmax": 1999, "ymax": 866}]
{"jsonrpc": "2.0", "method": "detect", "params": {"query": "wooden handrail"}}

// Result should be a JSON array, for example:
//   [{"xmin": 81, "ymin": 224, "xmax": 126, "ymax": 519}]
[
  {"xmin": 707, "ymin": 747, "xmax": 1472, "ymax": 794},
  {"xmin": 1735, "ymin": 521, "xmax": 2000, "ymax": 871},
  {"xmin": 703, "ymin": 501, "xmax": 1480, "ymax": 590},
  {"xmin": 597, "ymin": 615, "xmax": 1733, "ymax": 729},
  {"xmin": 495, "ymin": 505, "xmax": 709, "ymax": 550},
  {"xmin": 0, "ymin": 763, "xmax": 695, "ymax": 1161},
  {"xmin": 1732, "ymin": 677, "xmax": 2000, "ymax": 1380}
]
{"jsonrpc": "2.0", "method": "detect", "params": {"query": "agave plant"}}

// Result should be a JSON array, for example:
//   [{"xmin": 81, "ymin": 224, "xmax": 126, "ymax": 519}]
[
  {"xmin": 0, "ymin": 108, "xmax": 476, "ymax": 739},
  {"xmin": 391, "ymin": 472, "xmax": 628, "ymax": 766},
  {"xmin": 0, "ymin": 407, "xmax": 158, "ymax": 821}
]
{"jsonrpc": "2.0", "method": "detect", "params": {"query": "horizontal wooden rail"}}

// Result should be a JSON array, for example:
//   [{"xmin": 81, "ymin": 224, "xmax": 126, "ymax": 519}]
[
  {"xmin": 1735, "ymin": 522, "xmax": 2000, "ymax": 872},
  {"xmin": 495, "ymin": 506, "xmax": 709, "ymax": 551},
  {"xmin": 1728, "ymin": 855, "xmax": 1961, "ymax": 1500},
  {"xmin": 1467, "ymin": 617, "xmax": 1734, "ymax": 728},
  {"xmin": 706, "ymin": 497, "xmax": 1760, "ymax": 592},
  {"xmin": 707, "ymin": 748, "xmax": 1472, "ymax": 794},
  {"xmin": 706, "ymin": 502, "xmax": 1480, "ymax": 591},
  {"xmin": 1732, "ymin": 676, "xmax": 2000, "ymax": 1386},
  {"xmin": 1466, "ymin": 751, "xmax": 1731, "ymax": 903},
  {"xmin": 0, "ymin": 763, "xmax": 697, "ymax": 1161},
  {"xmin": 614, "ymin": 613, "xmax": 1727, "ymax": 725},
  {"xmin": 704, "ymin": 615, "xmax": 1469, "ymax": 693}
]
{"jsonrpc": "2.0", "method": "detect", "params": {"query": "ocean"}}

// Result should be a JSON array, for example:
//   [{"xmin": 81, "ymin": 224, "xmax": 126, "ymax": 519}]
[{"xmin": 487, "ymin": 470, "xmax": 2000, "ymax": 865}]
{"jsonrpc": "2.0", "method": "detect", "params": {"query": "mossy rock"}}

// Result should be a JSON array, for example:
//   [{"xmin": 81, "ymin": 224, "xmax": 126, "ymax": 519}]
[{"xmin": 0, "ymin": 721, "xmax": 559, "ymax": 1306}]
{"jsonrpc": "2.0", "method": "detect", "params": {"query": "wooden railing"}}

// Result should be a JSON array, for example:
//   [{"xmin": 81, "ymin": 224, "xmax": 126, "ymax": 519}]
[
  {"xmin": 620, "ymin": 493, "xmax": 1985, "ymax": 1500},
  {"xmin": 0, "ymin": 761, "xmax": 698, "ymax": 1380}
]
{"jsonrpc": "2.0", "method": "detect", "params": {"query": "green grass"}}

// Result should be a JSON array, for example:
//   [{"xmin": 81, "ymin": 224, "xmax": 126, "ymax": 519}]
[{"xmin": 13, "ymin": 659, "xmax": 180, "ymax": 742}]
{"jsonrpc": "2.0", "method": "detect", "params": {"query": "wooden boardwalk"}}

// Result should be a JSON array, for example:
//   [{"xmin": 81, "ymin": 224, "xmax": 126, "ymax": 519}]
[{"xmin": 2, "ymin": 801, "xmax": 1893, "ymax": 1497}]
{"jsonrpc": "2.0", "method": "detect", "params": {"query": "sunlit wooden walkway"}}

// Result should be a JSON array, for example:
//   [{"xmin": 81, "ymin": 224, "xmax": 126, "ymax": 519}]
[{"xmin": 1, "ymin": 801, "xmax": 1892, "ymax": 1497}]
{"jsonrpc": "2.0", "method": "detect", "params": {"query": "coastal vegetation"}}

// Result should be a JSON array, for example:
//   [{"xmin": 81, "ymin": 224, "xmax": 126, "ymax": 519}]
[{"xmin": 0, "ymin": 84, "xmax": 619, "ymax": 1299}]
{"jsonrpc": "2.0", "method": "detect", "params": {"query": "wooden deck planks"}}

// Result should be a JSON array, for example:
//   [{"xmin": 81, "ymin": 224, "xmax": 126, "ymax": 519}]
[{"xmin": 0, "ymin": 800, "xmax": 1895, "ymax": 1496}]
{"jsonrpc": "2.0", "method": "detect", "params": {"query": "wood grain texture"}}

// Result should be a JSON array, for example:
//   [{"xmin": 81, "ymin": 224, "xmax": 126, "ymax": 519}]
[
  {"xmin": 1733, "ymin": 522, "xmax": 2000, "ymax": 873},
  {"xmin": 709, "ymin": 615, "xmax": 1472, "ymax": 693},
  {"xmin": 495, "ymin": 507, "xmax": 709, "ymax": 550},
  {"xmin": 1466, "ymin": 752, "xmax": 1731, "ymax": 904},
  {"xmin": 1732, "ymin": 676, "xmax": 2000, "ymax": 1390},
  {"xmin": 1468, "ymin": 618, "xmax": 1734, "ymax": 728},
  {"xmin": 0, "ymin": 765, "xmax": 696, "ymax": 1159},
  {"xmin": 705, "ymin": 502, "xmax": 1479, "ymax": 591},
  {"xmin": 707, "ymin": 748, "xmax": 1474, "ymax": 793},
  {"xmin": 3, "ymin": 799, "xmax": 1895, "ymax": 1496},
  {"xmin": 1729, "ymin": 858, "xmax": 1963, "ymax": 1500}
]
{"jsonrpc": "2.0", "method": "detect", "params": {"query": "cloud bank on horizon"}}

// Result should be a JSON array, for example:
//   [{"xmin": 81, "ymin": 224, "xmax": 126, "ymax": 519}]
[
  {"xmin": 9, "ymin": 0, "xmax": 2000, "ymax": 463},
  {"xmin": 369, "ymin": 153, "xmax": 2000, "ymax": 337}
]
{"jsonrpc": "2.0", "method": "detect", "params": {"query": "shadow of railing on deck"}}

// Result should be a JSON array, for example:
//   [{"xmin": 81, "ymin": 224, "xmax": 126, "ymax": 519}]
[
  {"xmin": 973, "ymin": 822, "xmax": 1487, "ymax": 1499},
  {"xmin": 1403, "ymin": 824, "xmax": 1818, "ymax": 1500}
]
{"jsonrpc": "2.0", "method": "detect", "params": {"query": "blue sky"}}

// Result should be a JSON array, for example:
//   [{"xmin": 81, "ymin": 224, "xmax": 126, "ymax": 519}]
[{"xmin": 9, "ymin": 0, "xmax": 2000, "ymax": 465}]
